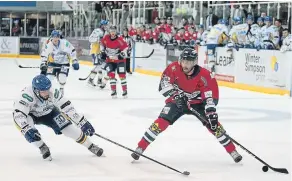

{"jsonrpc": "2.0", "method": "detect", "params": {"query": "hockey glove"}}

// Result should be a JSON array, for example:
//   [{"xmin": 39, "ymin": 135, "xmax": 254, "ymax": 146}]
[
  {"xmin": 173, "ymin": 93, "xmax": 188, "ymax": 110},
  {"xmin": 21, "ymin": 125, "xmax": 41, "ymax": 143},
  {"xmin": 100, "ymin": 51, "xmax": 107, "ymax": 61},
  {"xmin": 40, "ymin": 62, "xmax": 47, "ymax": 75},
  {"xmin": 118, "ymin": 52, "xmax": 126, "ymax": 60},
  {"xmin": 78, "ymin": 117, "xmax": 95, "ymax": 136},
  {"xmin": 206, "ymin": 112, "xmax": 218, "ymax": 131},
  {"xmin": 72, "ymin": 59, "xmax": 79, "ymax": 70}
]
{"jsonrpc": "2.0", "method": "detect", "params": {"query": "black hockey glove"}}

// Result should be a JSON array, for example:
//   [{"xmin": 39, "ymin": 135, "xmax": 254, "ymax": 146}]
[
  {"xmin": 40, "ymin": 62, "xmax": 47, "ymax": 75},
  {"xmin": 173, "ymin": 93, "xmax": 188, "ymax": 110},
  {"xmin": 118, "ymin": 52, "xmax": 126, "ymax": 60},
  {"xmin": 206, "ymin": 112, "xmax": 218, "ymax": 131},
  {"xmin": 100, "ymin": 51, "xmax": 107, "ymax": 61}
]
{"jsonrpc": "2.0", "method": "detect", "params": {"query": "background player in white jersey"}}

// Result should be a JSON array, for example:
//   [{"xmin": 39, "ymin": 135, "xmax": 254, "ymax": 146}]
[
  {"xmin": 13, "ymin": 75, "xmax": 103, "ymax": 161},
  {"xmin": 196, "ymin": 25, "xmax": 209, "ymax": 46},
  {"xmin": 87, "ymin": 20, "xmax": 109, "ymax": 87},
  {"xmin": 245, "ymin": 16, "xmax": 261, "ymax": 49},
  {"xmin": 280, "ymin": 29, "xmax": 292, "ymax": 52},
  {"xmin": 260, "ymin": 16, "xmax": 280, "ymax": 49},
  {"xmin": 228, "ymin": 17, "xmax": 249, "ymax": 49},
  {"xmin": 206, "ymin": 19, "xmax": 229, "ymax": 74},
  {"xmin": 40, "ymin": 30, "xmax": 79, "ymax": 95}
]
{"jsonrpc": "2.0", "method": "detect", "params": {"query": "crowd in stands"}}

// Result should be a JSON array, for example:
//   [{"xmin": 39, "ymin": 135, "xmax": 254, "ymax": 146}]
[{"xmin": 121, "ymin": 12, "xmax": 291, "ymax": 52}]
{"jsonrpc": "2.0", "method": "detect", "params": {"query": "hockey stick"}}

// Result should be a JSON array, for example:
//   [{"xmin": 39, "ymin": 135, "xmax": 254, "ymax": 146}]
[
  {"xmin": 18, "ymin": 65, "xmax": 40, "ymax": 68},
  {"xmin": 186, "ymin": 102, "xmax": 289, "ymax": 174},
  {"xmin": 79, "ymin": 73, "xmax": 91, "ymax": 81},
  {"xmin": 94, "ymin": 133, "xmax": 190, "ymax": 176},
  {"xmin": 131, "ymin": 49, "xmax": 154, "ymax": 59}
]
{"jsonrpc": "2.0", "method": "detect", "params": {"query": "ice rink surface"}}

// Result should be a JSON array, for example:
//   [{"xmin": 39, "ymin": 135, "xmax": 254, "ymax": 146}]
[{"xmin": 0, "ymin": 58, "xmax": 291, "ymax": 181}]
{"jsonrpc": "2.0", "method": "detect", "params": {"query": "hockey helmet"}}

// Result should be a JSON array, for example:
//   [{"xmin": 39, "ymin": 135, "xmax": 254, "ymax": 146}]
[
  {"xmin": 32, "ymin": 74, "xmax": 52, "ymax": 100},
  {"xmin": 233, "ymin": 17, "xmax": 242, "ymax": 24},
  {"xmin": 51, "ymin": 30, "xmax": 61, "ymax": 38},
  {"xmin": 179, "ymin": 48, "xmax": 198, "ymax": 62},
  {"xmin": 264, "ymin": 16, "xmax": 272, "ymax": 23},
  {"xmin": 179, "ymin": 48, "xmax": 198, "ymax": 74}
]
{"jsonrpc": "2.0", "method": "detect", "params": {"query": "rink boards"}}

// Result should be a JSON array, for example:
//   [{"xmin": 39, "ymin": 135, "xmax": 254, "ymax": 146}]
[{"xmin": 0, "ymin": 36, "xmax": 291, "ymax": 96}]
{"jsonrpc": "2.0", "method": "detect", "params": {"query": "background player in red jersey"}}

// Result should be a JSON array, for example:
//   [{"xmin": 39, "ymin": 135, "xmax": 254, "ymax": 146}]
[
  {"xmin": 131, "ymin": 48, "xmax": 242, "ymax": 163},
  {"xmin": 100, "ymin": 26, "xmax": 129, "ymax": 98}
]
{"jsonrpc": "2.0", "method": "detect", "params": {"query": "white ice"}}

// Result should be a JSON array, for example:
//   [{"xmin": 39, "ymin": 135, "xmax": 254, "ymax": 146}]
[{"xmin": 0, "ymin": 58, "xmax": 291, "ymax": 181}]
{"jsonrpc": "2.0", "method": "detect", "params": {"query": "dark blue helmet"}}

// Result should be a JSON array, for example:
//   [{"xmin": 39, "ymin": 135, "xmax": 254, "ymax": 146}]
[{"xmin": 32, "ymin": 74, "xmax": 52, "ymax": 91}]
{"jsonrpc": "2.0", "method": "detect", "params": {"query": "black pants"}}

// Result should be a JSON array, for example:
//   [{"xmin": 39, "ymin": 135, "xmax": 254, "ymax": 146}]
[
  {"xmin": 126, "ymin": 58, "xmax": 131, "ymax": 73},
  {"xmin": 158, "ymin": 99, "xmax": 219, "ymax": 126}
]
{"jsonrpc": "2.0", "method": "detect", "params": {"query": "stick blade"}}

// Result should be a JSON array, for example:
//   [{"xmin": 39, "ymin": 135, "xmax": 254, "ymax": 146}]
[
  {"xmin": 182, "ymin": 171, "xmax": 190, "ymax": 176},
  {"xmin": 271, "ymin": 167, "xmax": 289, "ymax": 174}
]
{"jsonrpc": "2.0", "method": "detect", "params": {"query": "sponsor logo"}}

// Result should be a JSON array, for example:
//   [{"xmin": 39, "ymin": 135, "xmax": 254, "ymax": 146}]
[
  {"xmin": 0, "ymin": 38, "xmax": 11, "ymax": 53},
  {"xmin": 215, "ymin": 74, "xmax": 235, "ymax": 82},
  {"xmin": 245, "ymin": 53, "xmax": 265, "ymax": 81}
]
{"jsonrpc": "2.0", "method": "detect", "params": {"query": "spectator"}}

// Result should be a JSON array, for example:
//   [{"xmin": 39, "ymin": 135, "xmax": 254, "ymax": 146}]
[
  {"xmin": 206, "ymin": 9, "xmax": 219, "ymax": 28},
  {"xmin": 275, "ymin": 19, "xmax": 284, "ymax": 46}
]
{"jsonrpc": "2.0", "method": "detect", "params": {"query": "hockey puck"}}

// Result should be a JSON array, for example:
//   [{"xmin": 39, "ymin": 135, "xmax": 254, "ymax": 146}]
[
  {"xmin": 262, "ymin": 166, "xmax": 269, "ymax": 172},
  {"xmin": 183, "ymin": 171, "xmax": 190, "ymax": 176}
]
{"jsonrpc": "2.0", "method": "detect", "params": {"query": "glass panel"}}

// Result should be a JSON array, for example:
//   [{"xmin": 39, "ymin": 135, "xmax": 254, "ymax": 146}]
[
  {"xmin": 0, "ymin": 12, "xmax": 10, "ymax": 36},
  {"xmin": 26, "ymin": 13, "xmax": 38, "ymax": 36},
  {"xmin": 11, "ymin": 12, "xmax": 24, "ymax": 36},
  {"xmin": 38, "ymin": 13, "xmax": 47, "ymax": 37}
]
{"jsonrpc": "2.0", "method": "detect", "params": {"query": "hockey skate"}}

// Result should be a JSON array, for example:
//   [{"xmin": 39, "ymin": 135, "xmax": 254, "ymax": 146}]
[
  {"xmin": 39, "ymin": 143, "xmax": 52, "ymax": 161},
  {"xmin": 111, "ymin": 90, "xmax": 117, "ymax": 99},
  {"xmin": 122, "ymin": 90, "xmax": 128, "ymax": 99},
  {"xmin": 99, "ymin": 83, "xmax": 106, "ymax": 89},
  {"xmin": 131, "ymin": 147, "xmax": 144, "ymax": 160},
  {"xmin": 88, "ymin": 144, "xmax": 103, "ymax": 157},
  {"xmin": 97, "ymin": 78, "xmax": 102, "ymax": 85},
  {"xmin": 230, "ymin": 150, "xmax": 242, "ymax": 163},
  {"xmin": 87, "ymin": 78, "xmax": 96, "ymax": 87}
]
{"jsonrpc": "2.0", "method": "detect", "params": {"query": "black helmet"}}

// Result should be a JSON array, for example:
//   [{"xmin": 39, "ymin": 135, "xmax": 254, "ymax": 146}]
[
  {"xmin": 179, "ymin": 48, "xmax": 197, "ymax": 61},
  {"xmin": 123, "ymin": 27, "xmax": 128, "ymax": 32}
]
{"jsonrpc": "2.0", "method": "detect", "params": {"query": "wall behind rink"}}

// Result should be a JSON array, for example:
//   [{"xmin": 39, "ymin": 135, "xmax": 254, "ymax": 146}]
[{"xmin": 1, "ymin": 36, "xmax": 291, "ymax": 96}]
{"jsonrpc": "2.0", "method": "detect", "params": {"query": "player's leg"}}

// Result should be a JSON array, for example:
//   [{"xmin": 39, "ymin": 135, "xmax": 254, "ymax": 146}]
[
  {"xmin": 190, "ymin": 102, "xmax": 242, "ymax": 163},
  {"xmin": 131, "ymin": 102, "xmax": 184, "ymax": 160},
  {"xmin": 105, "ymin": 62, "xmax": 118, "ymax": 98},
  {"xmin": 117, "ymin": 62, "xmax": 127, "ymax": 98},
  {"xmin": 37, "ymin": 108, "xmax": 103, "ymax": 157},
  {"xmin": 206, "ymin": 44, "xmax": 217, "ymax": 75},
  {"xmin": 88, "ymin": 54, "xmax": 99, "ymax": 86},
  {"xmin": 46, "ymin": 64, "xmax": 58, "ymax": 88},
  {"xmin": 99, "ymin": 62, "xmax": 109, "ymax": 89},
  {"xmin": 57, "ymin": 64, "xmax": 70, "ymax": 95}
]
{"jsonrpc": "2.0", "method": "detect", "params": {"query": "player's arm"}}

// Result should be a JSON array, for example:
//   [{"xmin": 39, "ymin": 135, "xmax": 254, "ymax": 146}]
[
  {"xmin": 53, "ymin": 89, "xmax": 95, "ymax": 136},
  {"xmin": 158, "ymin": 65, "xmax": 176, "ymax": 97},
  {"xmin": 13, "ymin": 90, "xmax": 42, "ymax": 142},
  {"xmin": 40, "ymin": 42, "xmax": 53, "ymax": 74},
  {"xmin": 117, "ymin": 36, "xmax": 129, "ymax": 59},
  {"xmin": 199, "ymin": 71, "xmax": 218, "ymax": 131},
  {"xmin": 89, "ymin": 29, "xmax": 99, "ymax": 43},
  {"xmin": 63, "ymin": 40, "xmax": 79, "ymax": 70}
]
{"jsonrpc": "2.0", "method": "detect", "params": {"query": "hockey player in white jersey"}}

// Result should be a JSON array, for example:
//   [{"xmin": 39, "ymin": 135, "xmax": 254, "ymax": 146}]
[
  {"xmin": 196, "ymin": 25, "xmax": 209, "ymax": 46},
  {"xmin": 13, "ymin": 74, "xmax": 103, "ymax": 161},
  {"xmin": 260, "ymin": 16, "xmax": 280, "ymax": 49},
  {"xmin": 245, "ymin": 16, "xmax": 261, "ymax": 49},
  {"xmin": 206, "ymin": 19, "xmax": 229, "ymax": 74},
  {"xmin": 280, "ymin": 29, "xmax": 292, "ymax": 52},
  {"xmin": 40, "ymin": 30, "xmax": 79, "ymax": 95},
  {"xmin": 87, "ymin": 20, "xmax": 109, "ymax": 88},
  {"xmin": 228, "ymin": 17, "xmax": 249, "ymax": 49}
]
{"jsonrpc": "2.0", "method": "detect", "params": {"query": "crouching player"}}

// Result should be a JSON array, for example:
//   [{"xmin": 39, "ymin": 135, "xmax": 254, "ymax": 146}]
[
  {"xmin": 13, "ymin": 74, "xmax": 103, "ymax": 161},
  {"xmin": 131, "ymin": 48, "xmax": 242, "ymax": 163}
]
